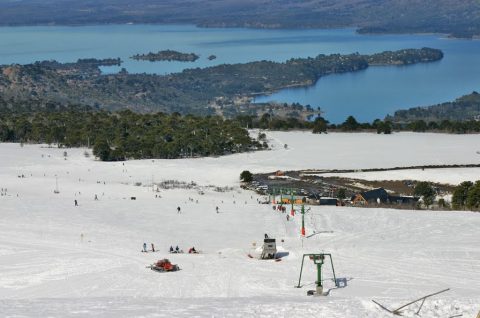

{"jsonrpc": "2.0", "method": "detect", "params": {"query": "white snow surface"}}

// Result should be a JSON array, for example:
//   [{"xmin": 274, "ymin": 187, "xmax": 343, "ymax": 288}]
[
  {"xmin": 322, "ymin": 168, "xmax": 480, "ymax": 186},
  {"xmin": 0, "ymin": 131, "xmax": 479, "ymax": 317}
]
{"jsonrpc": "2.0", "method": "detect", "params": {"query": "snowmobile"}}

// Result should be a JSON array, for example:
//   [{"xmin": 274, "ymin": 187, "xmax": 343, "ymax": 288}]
[{"xmin": 149, "ymin": 259, "xmax": 180, "ymax": 272}]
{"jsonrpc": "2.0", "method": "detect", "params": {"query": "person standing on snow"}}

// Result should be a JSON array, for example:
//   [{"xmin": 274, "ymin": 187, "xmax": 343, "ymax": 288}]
[
  {"xmin": 177, "ymin": 206, "xmax": 181, "ymax": 214},
  {"xmin": 151, "ymin": 243, "xmax": 155, "ymax": 252},
  {"xmin": 143, "ymin": 242, "xmax": 147, "ymax": 252},
  {"xmin": 216, "ymin": 206, "xmax": 219, "ymax": 213},
  {"xmin": 74, "ymin": 199, "xmax": 78, "ymax": 206}
]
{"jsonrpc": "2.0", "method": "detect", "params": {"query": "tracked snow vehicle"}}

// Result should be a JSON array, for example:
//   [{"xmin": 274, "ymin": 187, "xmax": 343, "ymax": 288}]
[{"xmin": 149, "ymin": 259, "xmax": 180, "ymax": 272}]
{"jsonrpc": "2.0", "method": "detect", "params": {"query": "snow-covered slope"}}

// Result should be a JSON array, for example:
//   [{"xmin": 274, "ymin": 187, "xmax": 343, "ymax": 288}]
[{"xmin": 0, "ymin": 132, "xmax": 479, "ymax": 317}]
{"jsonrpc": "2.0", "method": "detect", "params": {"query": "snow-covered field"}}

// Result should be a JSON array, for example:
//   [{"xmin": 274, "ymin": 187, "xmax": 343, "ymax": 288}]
[
  {"xmin": 0, "ymin": 131, "xmax": 479, "ymax": 317},
  {"xmin": 323, "ymin": 167, "xmax": 480, "ymax": 186}
]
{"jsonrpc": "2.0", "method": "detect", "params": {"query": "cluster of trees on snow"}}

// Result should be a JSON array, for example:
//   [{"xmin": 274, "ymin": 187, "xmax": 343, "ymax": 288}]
[
  {"xmin": 413, "ymin": 181, "xmax": 480, "ymax": 211},
  {"xmin": 451, "ymin": 181, "xmax": 480, "ymax": 211},
  {"xmin": 234, "ymin": 113, "xmax": 480, "ymax": 135},
  {"xmin": 321, "ymin": 116, "xmax": 480, "ymax": 134},
  {"xmin": 0, "ymin": 108, "xmax": 265, "ymax": 161}
]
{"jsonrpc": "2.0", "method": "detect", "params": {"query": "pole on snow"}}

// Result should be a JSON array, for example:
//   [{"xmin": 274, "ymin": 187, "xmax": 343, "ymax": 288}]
[
  {"xmin": 291, "ymin": 191, "xmax": 295, "ymax": 216},
  {"xmin": 301, "ymin": 204, "xmax": 306, "ymax": 236}
]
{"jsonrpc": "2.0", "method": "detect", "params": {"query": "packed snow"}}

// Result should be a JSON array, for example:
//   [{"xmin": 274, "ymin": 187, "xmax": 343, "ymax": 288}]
[
  {"xmin": 323, "ymin": 168, "xmax": 480, "ymax": 186},
  {"xmin": 0, "ymin": 131, "xmax": 479, "ymax": 317}
]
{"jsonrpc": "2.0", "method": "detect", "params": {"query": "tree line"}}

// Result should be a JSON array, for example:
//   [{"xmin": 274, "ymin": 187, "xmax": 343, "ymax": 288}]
[
  {"xmin": 451, "ymin": 181, "xmax": 480, "ymax": 211},
  {"xmin": 234, "ymin": 113, "xmax": 480, "ymax": 134},
  {"xmin": 0, "ymin": 107, "xmax": 265, "ymax": 161}
]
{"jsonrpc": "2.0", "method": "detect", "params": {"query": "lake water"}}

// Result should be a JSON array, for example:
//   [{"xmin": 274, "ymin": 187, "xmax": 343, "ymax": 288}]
[{"xmin": 0, "ymin": 25, "xmax": 479, "ymax": 123}]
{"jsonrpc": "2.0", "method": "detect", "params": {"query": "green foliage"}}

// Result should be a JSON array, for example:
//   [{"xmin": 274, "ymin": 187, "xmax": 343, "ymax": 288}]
[
  {"xmin": 451, "ymin": 181, "xmax": 473, "ymax": 209},
  {"xmin": 408, "ymin": 120, "xmax": 428, "ymax": 132},
  {"xmin": 437, "ymin": 198, "xmax": 448, "ymax": 209},
  {"xmin": 240, "ymin": 170, "xmax": 253, "ymax": 182},
  {"xmin": 414, "ymin": 182, "xmax": 435, "ymax": 207},
  {"xmin": 466, "ymin": 181, "xmax": 480, "ymax": 210},
  {"xmin": 312, "ymin": 117, "xmax": 328, "ymax": 134},
  {"xmin": 375, "ymin": 120, "xmax": 392, "ymax": 134},
  {"xmin": 451, "ymin": 180, "xmax": 480, "ymax": 211},
  {"xmin": 0, "ymin": 48, "xmax": 440, "ymax": 116},
  {"xmin": 0, "ymin": 108, "xmax": 263, "ymax": 161},
  {"xmin": 340, "ymin": 116, "xmax": 360, "ymax": 131},
  {"xmin": 93, "ymin": 138, "xmax": 112, "ymax": 161},
  {"xmin": 337, "ymin": 188, "xmax": 346, "ymax": 200},
  {"xmin": 391, "ymin": 92, "xmax": 480, "ymax": 123},
  {"xmin": 131, "ymin": 50, "xmax": 199, "ymax": 62}
]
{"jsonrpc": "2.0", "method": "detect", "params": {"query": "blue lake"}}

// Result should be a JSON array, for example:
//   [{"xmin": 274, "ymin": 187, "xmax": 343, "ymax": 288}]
[{"xmin": 0, "ymin": 25, "xmax": 479, "ymax": 123}]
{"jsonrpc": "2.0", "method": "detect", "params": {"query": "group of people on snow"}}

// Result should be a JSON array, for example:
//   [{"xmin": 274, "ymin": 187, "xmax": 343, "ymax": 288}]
[{"xmin": 143, "ymin": 242, "xmax": 156, "ymax": 253}]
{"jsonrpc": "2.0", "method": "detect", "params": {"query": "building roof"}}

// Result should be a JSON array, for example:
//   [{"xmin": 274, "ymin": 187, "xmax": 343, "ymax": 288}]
[{"xmin": 358, "ymin": 188, "xmax": 389, "ymax": 202}]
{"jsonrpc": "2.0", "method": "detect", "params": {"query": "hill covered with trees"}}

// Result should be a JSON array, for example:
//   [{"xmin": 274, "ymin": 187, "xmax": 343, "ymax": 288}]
[
  {"xmin": 388, "ymin": 92, "xmax": 480, "ymax": 122},
  {"xmin": 0, "ymin": 0, "xmax": 478, "ymax": 38},
  {"xmin": 0, "ymin": 48, "xmax": 442, "ymax": 116}
]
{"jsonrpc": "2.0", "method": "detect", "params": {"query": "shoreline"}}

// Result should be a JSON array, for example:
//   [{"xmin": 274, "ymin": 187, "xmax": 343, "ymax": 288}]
[{"xmin": 0, "ymin": 22, "xmax": 477, "ymax": 40}]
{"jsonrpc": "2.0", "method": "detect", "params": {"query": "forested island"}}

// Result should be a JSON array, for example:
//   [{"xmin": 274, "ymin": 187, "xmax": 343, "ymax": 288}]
[
  {"xmin": 0, "ymin": 1, "xmax": 478, "ymax": 39},
  {"xmin": 131, "ymin": 50, "xmax": 199, "ymax": 62},
  {"xmin": 0, "ymin": 48, "xmax": 443, "ymax": 117}
]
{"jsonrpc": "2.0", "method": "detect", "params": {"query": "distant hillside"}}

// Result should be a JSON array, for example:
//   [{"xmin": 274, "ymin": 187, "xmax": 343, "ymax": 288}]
[
  {"xmin": 388, "ymin": 92, "xmax": 480, "ymax": 122},
  {"xmin": 0, "ymin": 48, "xmax": 442, "ymax": 116},
  {"xmin": 0, "ymin": 0, "xmax": 479, "ymax": 38}
]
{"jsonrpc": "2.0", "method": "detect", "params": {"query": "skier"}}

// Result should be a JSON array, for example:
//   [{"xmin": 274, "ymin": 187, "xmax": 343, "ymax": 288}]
[
  {"xmin": 177, "ymin": 206, "xmax": 181, "ymax": 214},
  {"xmin": 143, "ymin": 242, "xmax": 147, "ymax": 252},
  {"xmin": 74, "ymin": 199, "xmax": 78, "ymax": 206},
  {"xmin": 175, "ymin": 245, "xmax": 180, "ymax": 253},
  {"xmin": 94, "ymin": 194, "xmax": 98, "ymax": 200},
  {"xmin": 286, "ymin": 214, "xmax": 290, "ymax": 221},
  {"xmin": 169, "ymin": 246, "xmax": 174, "ymax": 253},
  {"xmin": 151, "ymin": 243, "xmax": 155, "ymax": 252},
  {"xmin": 216, "ymin": 206, "xmax": 219, "ymax": 213}
]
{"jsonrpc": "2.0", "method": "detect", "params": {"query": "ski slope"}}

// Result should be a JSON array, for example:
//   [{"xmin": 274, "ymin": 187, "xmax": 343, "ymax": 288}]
[{"xmin": 0, "ymin": 131, "xmax": 479, "ymax": 317}]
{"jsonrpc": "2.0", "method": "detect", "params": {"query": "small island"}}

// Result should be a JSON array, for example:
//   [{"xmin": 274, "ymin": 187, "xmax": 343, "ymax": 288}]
[
  {"xmin": 208, "ymin": 55, "xmax": 217, "ymax": 60},
  {"xmin": 131, "ymin": 50, "xmax": 199, "ymax": 62}
]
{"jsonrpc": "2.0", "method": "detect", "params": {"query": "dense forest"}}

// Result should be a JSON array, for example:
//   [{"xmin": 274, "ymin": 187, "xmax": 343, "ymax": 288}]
[
  {"xmin": 0, "ymin": 106, "xmax": 265, "ymax": 161},
  {"xmin": 388, "ymin": 92, "xmax": 480, "ymax": 122},
  {"xmin": 0, "ymin": 48, "xmax": 442, "ymax": 116},
  {"xmin": 0, "ymin": 1, "xmax": 478, "ymax": 38},
  {"xmin": 2, "ymin": 99, "xmax": 480, "ymax": 163}
]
